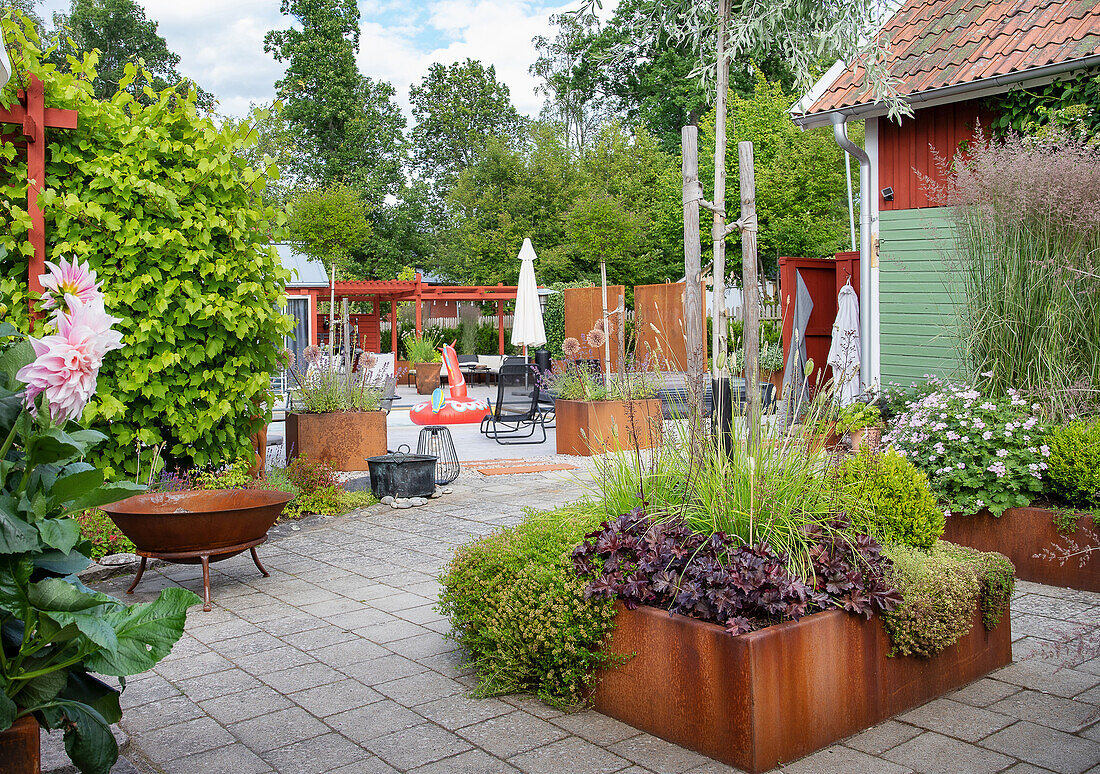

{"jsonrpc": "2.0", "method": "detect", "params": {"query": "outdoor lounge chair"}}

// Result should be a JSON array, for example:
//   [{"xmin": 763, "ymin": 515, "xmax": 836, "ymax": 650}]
[{"xmin": 480, "ymin": 362, "xmax": 547, "ymax": 444}]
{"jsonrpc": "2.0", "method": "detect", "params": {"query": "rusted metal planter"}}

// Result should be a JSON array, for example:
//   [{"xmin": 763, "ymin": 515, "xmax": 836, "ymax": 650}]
[
  {"xmin": 945, "ymin": 506, "xmax": 1100, "ymax": 592},
  {"xmin": 593, "ymin": 603, "xmax": 1011, "ymax": 773},
  {"xmin": 555, "ymin": 399, "xmax": 663, "ymax": 456},
  {"xmin": 285, "ymin": 410, "xmax": 387, "ymax": 472},
  {"xmin": 0, "ymin": 715, "xmax": 40, "ymax": 774},
  {"xmin": 415, "ymin": 362, "xmax": 442, "ymax": 394},
  {"xmin": 102, "ymin": 489, "xmax": 293, "ymax": 612}
]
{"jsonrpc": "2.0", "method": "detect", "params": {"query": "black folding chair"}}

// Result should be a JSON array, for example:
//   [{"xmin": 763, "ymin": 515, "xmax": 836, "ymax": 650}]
[{"xmin": 480, "ymin": 362, "xmax": 547, "ymax": 444}]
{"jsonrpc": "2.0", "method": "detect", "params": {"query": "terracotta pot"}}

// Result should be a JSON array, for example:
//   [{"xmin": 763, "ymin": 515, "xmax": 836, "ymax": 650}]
[
  {"xmin": 945, "ymin": 505, "xmax": 1100, "ymax": 592},
  {"xmin": 806, "ymin": 430, "xmax": 841, "ymax": 455},
  {"xmin": 555, "ymin": 399, "xmax": 663, "ymax": 456},
  {"xmin": 849, "ymin": 426, "xmax": 882, "ymax": 451},
  {"xmin": 0, "ymin": 715, "xmax": 40, "ymax": 774},
  {"xmin": 286, "ymin": 411, "xmax": 387, "ymax": 472},
  {"xmin": 415, "ymin": 362, "xmax": 442, "ymax": 394},
  {"xmin": 593, "ymin": 603, "xmax": 1011, "ymax": 773}
]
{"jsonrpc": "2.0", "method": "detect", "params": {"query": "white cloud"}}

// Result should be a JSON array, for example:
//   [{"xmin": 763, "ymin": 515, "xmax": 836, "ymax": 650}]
[{"xmin": 37, "ymin": 0, "xmax": 619, "ymax": 120}]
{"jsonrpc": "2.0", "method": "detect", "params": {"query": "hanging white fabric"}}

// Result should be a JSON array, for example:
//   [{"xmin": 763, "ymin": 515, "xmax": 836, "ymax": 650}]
[
  {"xmin": 827, "ymin": 280, "xmax": 861, "ymax": 406},
  {"xmin": 510, "ymin": 238, "xmax": 547, "ymax": 349}
]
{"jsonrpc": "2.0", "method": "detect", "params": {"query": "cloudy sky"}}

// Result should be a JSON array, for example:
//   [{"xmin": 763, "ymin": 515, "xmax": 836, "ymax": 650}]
[{"xmin": 38, "ymin": 0, "xmax": 610, "ymax": 118}]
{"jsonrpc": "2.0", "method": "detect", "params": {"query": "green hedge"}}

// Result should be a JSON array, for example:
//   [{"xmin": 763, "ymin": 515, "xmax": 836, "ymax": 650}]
[
  {"xmin": 438, "ymin": 503, "xmax": 617, "ymax": 706},
  {"xmin": 0, "ymin": 14, "xmax": 291, "ymax": 476}
]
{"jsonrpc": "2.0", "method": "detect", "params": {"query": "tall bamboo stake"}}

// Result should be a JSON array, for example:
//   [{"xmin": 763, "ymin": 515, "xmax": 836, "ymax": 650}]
[
  {"xmin": 740, "ymin": 142, "xmax": 761, "ymax": 440},
  {"xmin": 600, "ymin": 260, "xmax": 611, "ymax": 383},
  {"xmin": 711, "ymin": 0, "xmax": 731, "ymax": 379},
  {"xmin": 682, "ymin": 126, "xmax": 704, "ymax": 397}
]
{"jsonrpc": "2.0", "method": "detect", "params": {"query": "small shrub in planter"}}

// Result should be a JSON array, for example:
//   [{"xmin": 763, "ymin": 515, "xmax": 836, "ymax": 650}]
[
  {"xmin": 881, "ymin": 542, "xmax": 1014, "ymax": 657},
  {"xmin": 1047, "ymin": 419, "xmax": 1100, "ymax": 508},
  {"xmin": 438, "ymin": 504, "xmax": 618, "ymax": 706},
  {"xmin": 838, "ymin": 448, "xmax": 945, "ymax": 550}
]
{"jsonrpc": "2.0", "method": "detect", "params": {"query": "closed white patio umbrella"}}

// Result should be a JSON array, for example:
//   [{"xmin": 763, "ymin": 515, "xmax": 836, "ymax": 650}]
[{"xmin": 510, "ymin": 238, "xmax": 547, "ymax": 352}]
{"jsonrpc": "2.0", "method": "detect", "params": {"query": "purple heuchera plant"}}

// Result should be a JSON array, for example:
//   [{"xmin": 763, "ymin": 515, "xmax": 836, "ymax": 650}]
[{"xmin": 572, "ymin": 509, "xmax": 901, "ymax": 635}]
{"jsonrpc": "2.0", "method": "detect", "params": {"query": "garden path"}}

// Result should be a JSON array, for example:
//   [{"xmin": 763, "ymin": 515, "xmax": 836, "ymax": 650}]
[{"xmin": 87, "ymin": 466, "xmax": 1100, "ymax": 774}]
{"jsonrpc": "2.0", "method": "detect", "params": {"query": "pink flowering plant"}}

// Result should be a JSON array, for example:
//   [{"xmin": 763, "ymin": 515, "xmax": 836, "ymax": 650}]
[
  {"xmin": 885, "ymin": 377, "xmax": 1050, "ymax": 517},
  {"xmin": 0, "ymin": 260, "xmax": 198, "ymax": 774}
]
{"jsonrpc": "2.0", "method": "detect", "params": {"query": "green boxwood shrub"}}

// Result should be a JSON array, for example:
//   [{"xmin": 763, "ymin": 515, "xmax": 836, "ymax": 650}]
[
  {"xmin": 1048, "ymin": 420, "xmax": 1100, "ymax": 508},
  {"xmin": 438, "ymin": 503, "xmax": 618, "ymax": 707},
  {"xmin": 882, "ymin": 541, "xmax": 1014, "ymax": 657},
  {"xmin": 838, "ymin": 448, "xmax": 945, "ymax": 549},
  {"xmin": 0, "ymin": 14, "xmax": 292, "ymax": 477}
]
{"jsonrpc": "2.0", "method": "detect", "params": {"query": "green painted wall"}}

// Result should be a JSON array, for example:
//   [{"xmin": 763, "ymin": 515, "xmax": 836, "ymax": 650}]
[{"xmin": 878, "ymin": 207, "xmax": 965, "ymax": 386}]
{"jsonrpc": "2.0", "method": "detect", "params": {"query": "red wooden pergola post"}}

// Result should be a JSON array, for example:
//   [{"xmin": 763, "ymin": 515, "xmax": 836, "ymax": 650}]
[
  {"xmin": 389, "ymin": 300, "xmax": 398, "ymax": 353},
  {"xmin": 414, "ymin": 272, "xmax": 423, "ymax": 334},
  {"xmin": 0, "ymin": 74, "xmax": 78, "ymax": 314},
  {"xmin": 497, "ymin": 281, "xmax": 505, "ymax": 356}
]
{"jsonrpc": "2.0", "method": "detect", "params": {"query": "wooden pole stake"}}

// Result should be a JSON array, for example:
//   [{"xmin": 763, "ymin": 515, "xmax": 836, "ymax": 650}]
[
  {"xmin": 682, "ymin": 125, "xmax": 704, "ymax": 411},
  {"xmin": 739, "ymin": 141, "xmax": 761, "ymax": 440}
]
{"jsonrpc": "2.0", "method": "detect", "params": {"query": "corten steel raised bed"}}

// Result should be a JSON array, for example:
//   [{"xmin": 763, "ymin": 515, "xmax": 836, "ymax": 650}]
[
  {"xmin": 0, "ymin": 715, "xmax": 40, "ymax": 774},
  {"xmin": 592, "ymin": 602, "xmax": 1011, "ymax": 773},
  {"xmin": 285, "ymin": 410, "xmax": 387, "ymax": 472},
  {"xmin": 415, "ymin": 362, "xmax": 442, "ymax": 394},
  {"xmin": 555, "ymin": 399, "xmax": 663, "ymax": 456},
  {"xmin": 945, "ymin": 506, "xmax": 1100, "ymax": 592},
  {"xmin": 102, "ymin": 489, "xmax": 293, "ymax": 612}
]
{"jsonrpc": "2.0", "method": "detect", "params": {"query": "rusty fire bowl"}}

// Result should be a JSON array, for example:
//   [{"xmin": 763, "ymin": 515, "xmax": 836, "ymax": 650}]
[{"xmin": 102, "ymin": 489, "xmax": 293, "ymax": 611}]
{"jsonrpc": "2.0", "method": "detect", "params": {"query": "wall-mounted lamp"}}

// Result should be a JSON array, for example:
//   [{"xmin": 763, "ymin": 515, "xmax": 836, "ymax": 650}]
[{"xmin": 881, "ymin": 187, "xmax": 894, "ymax": 202}]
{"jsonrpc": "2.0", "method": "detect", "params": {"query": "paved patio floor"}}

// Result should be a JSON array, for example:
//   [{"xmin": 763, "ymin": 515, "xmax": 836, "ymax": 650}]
[{"xmin": 90, "ymin": 466, "xmax": 1100, "ymax": 774}]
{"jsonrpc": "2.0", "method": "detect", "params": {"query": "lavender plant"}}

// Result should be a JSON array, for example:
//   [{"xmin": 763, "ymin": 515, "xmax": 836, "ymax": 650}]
[{"xmin": 885, "ymin": 378, "xmax": 1050, "ymax": 516}]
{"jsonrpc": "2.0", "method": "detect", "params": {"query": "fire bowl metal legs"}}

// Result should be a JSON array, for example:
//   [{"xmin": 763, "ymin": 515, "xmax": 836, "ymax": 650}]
[{"xmin": 125, "ymin": 536, "xmax": 270, "ymax": 612}]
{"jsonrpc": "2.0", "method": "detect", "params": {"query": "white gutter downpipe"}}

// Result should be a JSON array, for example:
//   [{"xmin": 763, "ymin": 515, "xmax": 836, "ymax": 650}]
[{"xmin": 831, "ymin": 115, "xmax": 872, "ymax": 392}]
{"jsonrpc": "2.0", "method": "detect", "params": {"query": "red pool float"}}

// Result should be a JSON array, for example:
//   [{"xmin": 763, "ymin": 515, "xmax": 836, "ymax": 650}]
[{"xmin": 410, "ymin": 344, "xmax": 490, "ymax": 425}]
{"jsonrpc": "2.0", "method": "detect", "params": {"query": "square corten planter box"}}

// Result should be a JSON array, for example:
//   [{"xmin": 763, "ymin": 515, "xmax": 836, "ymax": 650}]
[
  {"xmin": 555, "ymin": 399, "xmax": 663, "ymax": 456},
  {"xmin": 945, "ymin": 506, "xmax": 1100, "ymax": 592},
  {"xmin": 592, "ymin": 603, "xmax": 1011, "ymax": 773},
  {"xmin": 286, "ymin": 411, "xmax": 387, "ymax": 472}
]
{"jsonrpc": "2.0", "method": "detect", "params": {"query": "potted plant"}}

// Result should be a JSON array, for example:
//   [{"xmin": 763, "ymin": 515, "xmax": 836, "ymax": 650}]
[
  {"xmin": 758, "ymin": 340, "xmax": 785, "ymax": 396},
  {"xmin": 837, "ymin": 401, "xmax": 883, "ymax": 450},
  {"xmin": 548, "ymin": 344, "xmax": 663, "ymax": 456},
  {"xmin": 0, "ymin": 262, "xmax": 199, "ymax": 774},
  {"xmin": 403, "ymin": 330, "xmax": 443, "ymax": 394},
  {"xmin": 286, "ymin": 344, "xmax": 391, "ymax": 472}
]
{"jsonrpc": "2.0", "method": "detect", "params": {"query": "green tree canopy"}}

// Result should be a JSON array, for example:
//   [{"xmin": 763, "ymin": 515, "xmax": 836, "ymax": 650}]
[
  {"xmin": 46, "ymin": 0, "xmax": 212, "ymax": 108},
  {"xmin": 1, "ymin": 12, "xmax": 291, "ymax": 476},
  {"xmin": 410, "ymin": 58, "xmax": 526, "ymax": 194},
  {"xmin": 287, "ymin": 183, "xmax": 372, "ymax": 273}
]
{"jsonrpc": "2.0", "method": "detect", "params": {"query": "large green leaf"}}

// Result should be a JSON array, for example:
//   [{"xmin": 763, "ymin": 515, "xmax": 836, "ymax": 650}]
[
  {"xmin": 41, "ymin": 699, "xmax": 118, "ymax": 774},
  {"xmin": 0, "ymin": 339, "xmax": 34, "ymax": 391},
  {"xmin": 0, "ymin": 322, "xmax": 18, "ymax": 340},
  {"xmin": 82, "ymin": 587, "xmax": 199, "ymax": 676},
  {"xmin": 0, "ymin": 555, "xmax": 32, "ymax": 615},
  {"xmin": 58, "ymin": 671, "xmax": 122, "ymax": 726},
  {"xmin": 50, "ymin": 464, "xmax": 104, "ymax": 507},
  {"xmin": 33, "ymin": 550, "xmax": 92, "ymax": 577},
  {"xmin": 26, "ymin": 428, "xmax": 84, "ymax": 467},
  {"xmin": 37, "ymin": 519, "xmax": 81, "ymax": 554},
  {"xmin": 14, "ymin": 670, "xmax": 67, "ymax": 709},
  {"xmin": 0, "ymin": 388, "xmax": 23, "ymax": 439},
  {"xmin": 66, "ymin": 481, "xmax": 144, "ymax": 513},
  {"xmin": 0, "ymin": 502, "xmax": 38, "ymax": 555},
  {"xmin": 29, "ymin": 577, "xmax": 109, "ymax": 612},
  {"xmin": 0, "ymin": 691, "xmax": 15, "ymax": 732}
]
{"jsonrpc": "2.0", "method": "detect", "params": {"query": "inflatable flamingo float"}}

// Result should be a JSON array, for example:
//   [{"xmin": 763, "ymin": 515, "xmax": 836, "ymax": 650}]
[{"xmin": 410, "ymin": 343, "xmax": 491, "ymax": 425}]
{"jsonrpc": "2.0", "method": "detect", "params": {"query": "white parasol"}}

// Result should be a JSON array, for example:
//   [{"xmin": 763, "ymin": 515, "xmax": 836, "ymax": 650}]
[{"xmin": 510, "ymin": 238, "xmax": 547, "ymax": 351}]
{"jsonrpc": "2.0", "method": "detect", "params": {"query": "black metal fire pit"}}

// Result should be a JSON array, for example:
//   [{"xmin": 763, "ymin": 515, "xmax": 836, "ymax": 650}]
[{"xmin": 367, "ymin": 445, "xmax": 437, "ymax": 499}]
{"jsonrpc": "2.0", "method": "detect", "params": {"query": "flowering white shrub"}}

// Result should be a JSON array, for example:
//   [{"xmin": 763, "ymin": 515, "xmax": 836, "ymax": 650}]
[{"xmin": 884, "ymin": 377, "xmax": 1049, "ymax": 516}]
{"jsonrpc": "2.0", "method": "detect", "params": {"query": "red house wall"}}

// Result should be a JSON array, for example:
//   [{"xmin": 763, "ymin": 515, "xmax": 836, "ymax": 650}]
[{"xmin": 878, "ymin": 100, "xmax": 997, "ymax": 211}]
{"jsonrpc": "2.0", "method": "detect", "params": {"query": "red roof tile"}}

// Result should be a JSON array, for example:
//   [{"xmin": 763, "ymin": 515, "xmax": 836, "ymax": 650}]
[{"xmin": 802, "ymin": 0, "xmax": 1100, "ymax": 116}]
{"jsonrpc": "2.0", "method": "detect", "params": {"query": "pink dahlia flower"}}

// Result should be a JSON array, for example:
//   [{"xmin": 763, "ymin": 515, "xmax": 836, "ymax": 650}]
[
  {"xmin": 16, "ymin": 297, "xmax": 124, "ymax": 423},
  {"xmin": 39, "ymin": 257, "xmax": 102, "ymax": 310}
]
